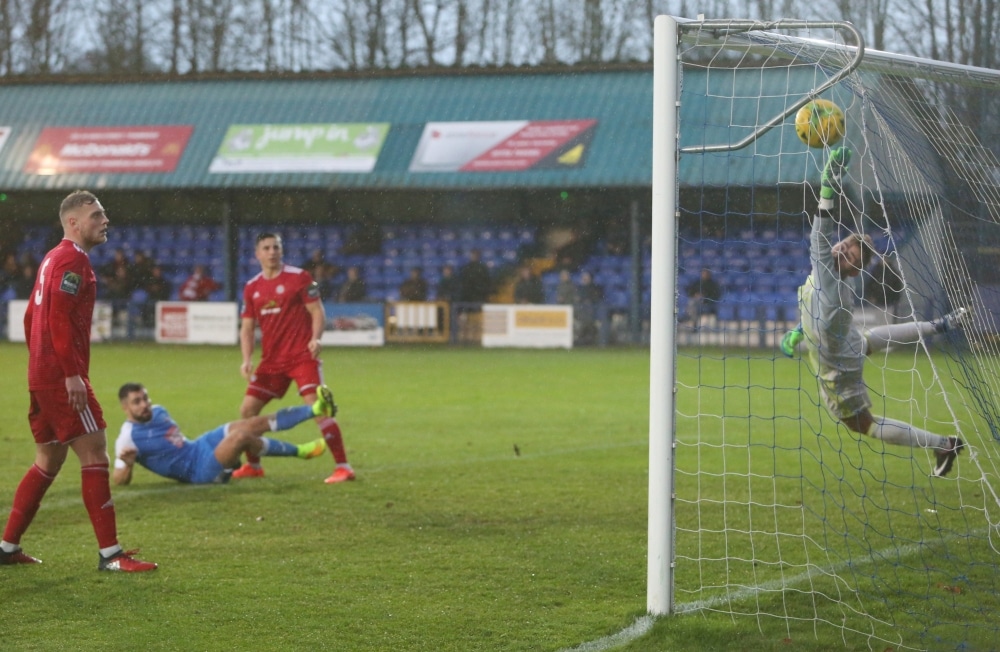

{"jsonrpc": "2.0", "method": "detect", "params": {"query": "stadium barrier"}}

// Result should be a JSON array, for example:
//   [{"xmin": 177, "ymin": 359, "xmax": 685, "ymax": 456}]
[{"xmin": 385, "ymin": 301, "xmax": 450, "ymax": 343}]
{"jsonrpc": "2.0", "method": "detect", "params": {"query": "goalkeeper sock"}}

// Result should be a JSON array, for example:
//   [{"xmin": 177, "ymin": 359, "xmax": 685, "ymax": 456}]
[
  {"xmin": 867, "ymin": 415, "xmax": 947, "ymax": 449},
  {"xmin": 864, "ymin": 321, "xmax": 938, "ymax": 353},
  {"xmin": 819, "ymin": 147, "xmax": 851, "ymax": 210}
]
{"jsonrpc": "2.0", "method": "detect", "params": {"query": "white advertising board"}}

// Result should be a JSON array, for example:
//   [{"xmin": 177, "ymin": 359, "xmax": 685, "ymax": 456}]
[
  {"xmin": 7, "ymin": 299, "xmax": 112, "ymax": 342},
  {"xmin": 481, "ymin": 304, "xmax": 573, "ymax": 349},
  {"xmin": 155, "ymin": 302, "xmax": 238, "ymax": 345}
]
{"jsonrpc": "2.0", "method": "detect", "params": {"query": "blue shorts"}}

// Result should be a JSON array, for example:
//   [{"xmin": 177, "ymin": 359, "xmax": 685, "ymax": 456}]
[{"xmin": 188, "ymin": 426, "xmax": 231, "ymax": 484}]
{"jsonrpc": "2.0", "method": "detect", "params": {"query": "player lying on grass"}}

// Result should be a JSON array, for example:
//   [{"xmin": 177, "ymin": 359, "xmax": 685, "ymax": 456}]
[
  {"xmin": 112, "ymin": 383, "xmax": 336, "ymax": 485},
  {"xmin": 780, "ymin": 147, "xmax": 966, "ymax": 478}
]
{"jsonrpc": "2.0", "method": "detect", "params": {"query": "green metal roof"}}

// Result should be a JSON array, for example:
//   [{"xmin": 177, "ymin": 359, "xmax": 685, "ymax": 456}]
[
  {"xmin": 0, "ymin": 67, "xmax": 904, "ymax": 192},
  {"xmin": 0, "ymin": 71, "xmax": 654, "ymax": 191}
]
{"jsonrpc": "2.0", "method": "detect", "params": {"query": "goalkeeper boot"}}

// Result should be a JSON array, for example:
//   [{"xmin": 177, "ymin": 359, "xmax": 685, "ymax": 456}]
[
  {"xmin": 98, "ymin": 549, "xmax": 158, "ymax": 572},
  {"xmin": 297, "ymin": 438, "xmax": 327, "ymax": 460},
  {"xmin": 820, "ymin": 147, "xmax": 852, "ymax": 200},
  {"xmin": 0, "ymin": 547, "xmax": 41, "ymax": 565},
  {"xmin": 780, "ymin": 325, "xmax": 804, "ymax": 358},
  {"xmin": 312, "ymin": 385, "xmax": 338, "ymax": 418},
  {"xmin": 934, "ymin": 307, "xmax": 970, "ymax": 333},
  {"xmin": 932, "ymin": 436, "xmax": 964, "ymax": 478}
]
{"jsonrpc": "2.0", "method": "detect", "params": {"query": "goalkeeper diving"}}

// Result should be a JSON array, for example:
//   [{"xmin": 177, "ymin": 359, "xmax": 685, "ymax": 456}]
[{"xmin": 780, "ymin": 147, "xmax": 966, "ymax": 478}]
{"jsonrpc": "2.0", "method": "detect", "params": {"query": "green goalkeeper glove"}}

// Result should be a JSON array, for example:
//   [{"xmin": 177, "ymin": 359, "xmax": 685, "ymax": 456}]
[{"xmin": 820, "ymin": 147, "xmax": 852, "ymax": 200}]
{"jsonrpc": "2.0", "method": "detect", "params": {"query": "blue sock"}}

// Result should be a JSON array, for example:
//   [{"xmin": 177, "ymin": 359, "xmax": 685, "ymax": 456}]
[
  {"xmin": 273, "ymin": 405, "xmax": 314, "ymax": 431},
  {"xmin": 259, "ymin": 437, "xmax": 299, "ymax": 457}
]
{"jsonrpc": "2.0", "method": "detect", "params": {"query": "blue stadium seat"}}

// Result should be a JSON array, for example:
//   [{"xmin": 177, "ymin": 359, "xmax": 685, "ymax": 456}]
[
  {"xmin": 716, "ymin": 304, "xmax": 736, "ymax": 321},
  {"xmin": 607, "ymin": 289, "xmax": 629, "ymax": 309}
]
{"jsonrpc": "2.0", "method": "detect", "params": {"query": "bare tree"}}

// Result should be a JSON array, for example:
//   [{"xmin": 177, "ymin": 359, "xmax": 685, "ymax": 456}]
[
  {"xmin": 322, "ymin": 0, "xmax": 412, "ymax": 70},
  {"xmin": 23, "ymin": 0, "xmax": 75, "ymax": 74},
  {"xmin": 81, "ymin": 0, "xmax": 151, "ymax": 74},
  {"xmin": 0, "ymin": 0, "xmax": 16, "ymax": 75}
]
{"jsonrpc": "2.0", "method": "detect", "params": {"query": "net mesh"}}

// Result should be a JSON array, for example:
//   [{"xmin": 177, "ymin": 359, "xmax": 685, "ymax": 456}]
[{"xmin": 670, "ymin": 20, "xmax": 1000, "ymax": 649}]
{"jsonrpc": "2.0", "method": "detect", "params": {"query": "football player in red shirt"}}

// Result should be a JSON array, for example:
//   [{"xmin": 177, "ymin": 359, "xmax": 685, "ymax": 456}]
[
  {"xmin": 236, "ymin": 232, "xmax": 355, "ymax": 484},
  {"xmin": 0, "ymin": 190, "xmax": 157, "ymax": 572}
]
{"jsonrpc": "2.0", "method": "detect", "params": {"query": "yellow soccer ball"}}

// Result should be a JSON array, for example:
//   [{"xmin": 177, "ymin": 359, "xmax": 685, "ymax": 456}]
[{"xmin": 795, "ymin": 99, "xmax": 846, "ymax": 148}]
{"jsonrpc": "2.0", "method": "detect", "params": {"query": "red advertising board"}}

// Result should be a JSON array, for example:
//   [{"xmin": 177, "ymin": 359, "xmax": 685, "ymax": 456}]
[
  {"xmin": 158, "ymin": 305, "xmax": 189, "ymax": 341},
  {"xmin": 461, "ymin": 120, "xmax": 596, "ymax": 171},
  {"xmin": 409, "ymin": 120, "xmax": 597, "ymax": 173},
  {"xmin": 25, "ymin": 126, "xmax": 193, "ymax": 174}
]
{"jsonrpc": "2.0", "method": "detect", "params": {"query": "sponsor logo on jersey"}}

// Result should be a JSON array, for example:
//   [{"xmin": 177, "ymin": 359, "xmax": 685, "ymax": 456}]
[
  {"xmin": 260, "ymin": 299, "xmax": 281, "ymax": 316},
  {"xmin": 60, "ymin": 271, "xmax": 82, "ymax": 295}
]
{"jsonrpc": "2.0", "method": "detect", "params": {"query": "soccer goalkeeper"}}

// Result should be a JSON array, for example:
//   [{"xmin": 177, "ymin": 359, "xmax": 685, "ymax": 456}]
[{"xmin": 781, "ymin": 147, "xmax": 966, "ymax": 477}]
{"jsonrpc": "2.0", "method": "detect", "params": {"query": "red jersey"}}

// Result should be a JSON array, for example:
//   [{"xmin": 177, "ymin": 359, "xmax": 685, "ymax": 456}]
[
  {"xmin": 241, "ymin": 265, "xmax": 321, "ymax": 373},
  {"xmin": 25, "ymin": 239, "xmax": 97, "ymax": 390}
]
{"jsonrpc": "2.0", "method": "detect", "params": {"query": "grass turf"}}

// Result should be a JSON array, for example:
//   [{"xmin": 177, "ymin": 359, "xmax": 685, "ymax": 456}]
[{"xmin": 0, "ymin": 342, "xmax": 996, "ymax": 651}]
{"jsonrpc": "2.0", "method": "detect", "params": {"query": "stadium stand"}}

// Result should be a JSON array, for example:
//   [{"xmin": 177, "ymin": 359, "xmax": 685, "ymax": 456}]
[{"xmin": 2, "ymin": 223, "xmax": 812, "ymax": 341}]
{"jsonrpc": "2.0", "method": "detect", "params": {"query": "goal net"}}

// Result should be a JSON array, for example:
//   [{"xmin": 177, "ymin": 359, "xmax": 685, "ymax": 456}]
[{"xmin": 650, "ymin": 16, "xmax": 1000, "ymax": 650}]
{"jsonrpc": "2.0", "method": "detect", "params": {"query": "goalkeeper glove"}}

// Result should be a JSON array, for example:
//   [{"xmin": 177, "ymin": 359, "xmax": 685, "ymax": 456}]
[{"xmin": 820, "ymin": 147, "xmax": 852, "ymax": 200}]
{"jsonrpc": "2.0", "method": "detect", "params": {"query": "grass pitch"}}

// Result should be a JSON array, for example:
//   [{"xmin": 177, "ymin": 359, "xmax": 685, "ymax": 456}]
[
  {"xmin": 1, "ymin": 342, "xmax": 995, "ymax": 651},
  {"xmin": 0, "ymin": 343, "xmax": 651, "ymax": 651}
]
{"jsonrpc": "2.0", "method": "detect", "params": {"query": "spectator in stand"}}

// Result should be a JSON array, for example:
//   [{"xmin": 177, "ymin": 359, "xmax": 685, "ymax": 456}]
[
  {"xmin": 179, "ymin": 264, "xmax": 222, "ymax": 301},
  {"xmin": 684, "ymin": 268, "xmax": 723, "ymax": 325},
  {"xmin": 513, "ymin": 265, "xmax": 544, "ymax": 304},
  {"xmin": 139, "ymin": 265, "xmax": 172, "ymax": 327},
  {"xmin": 130, "ymin": 251, "xmax": 155, "ymax": 292},
  {"xmin": 99, "ymin": 248, "xmax": 133, "ymax": 322},
  {"xmin": 399, "ymin": 267, "xmax": 429, "ymax": 301},
  {"xmin": 311, "ymin": 262, "xmax": 338, "ymax": 300},
  {"xmin": 0, "ymin": 223, "xmax": 24, "ymax": 264},
  {"xmin": 554, "ymin": 269, "xmax": 578, "ymax": 305},
  {"xmin": 554, "ymin": 225, "xmax": 597, "ymax": 272},
  {"xmin": 458, "ymin": 249, "xmax": 492, "ymax": 303},
  {"xmin": 338, "ymin": 266, "xmax": 367, "ymax": 303},
  {"xmin": 1, "ymin": 253, "xmax": 19, "ymax": 295},
  {"xmin": 575, "ymin": 271, "xmax": 604, "ymax": 345},
  {"xmin": 13, "ymin": 261, "xmax": 36, "ymax": 300},
  {"xmin": 435, "ymin": 264, "xmax": 459, "ymax": 302},
  {"xmin": 302, "ymin": 249, "xmax": 337, "ymax": 281}
]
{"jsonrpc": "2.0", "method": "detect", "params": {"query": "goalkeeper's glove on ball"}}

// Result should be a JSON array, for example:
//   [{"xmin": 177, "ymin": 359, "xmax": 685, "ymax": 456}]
[{"xmin": 820, "ymin": 147, "xmax": 852, "ymax": 200}]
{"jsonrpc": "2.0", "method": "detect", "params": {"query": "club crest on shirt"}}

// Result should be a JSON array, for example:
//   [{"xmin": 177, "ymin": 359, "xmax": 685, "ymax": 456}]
[{"xmin": 60, "ymin": 271, "xmax": 82, "ymax": 295}]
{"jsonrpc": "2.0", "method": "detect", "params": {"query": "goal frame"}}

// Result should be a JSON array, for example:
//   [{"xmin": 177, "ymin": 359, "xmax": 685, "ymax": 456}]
[{"xmin": 648, "ymin": 15, "xmax": 868, "ymax": 616}]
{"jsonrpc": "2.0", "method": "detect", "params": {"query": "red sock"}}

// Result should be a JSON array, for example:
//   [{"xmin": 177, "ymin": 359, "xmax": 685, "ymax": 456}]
[
  {"xmin": 81, "ymin": 464, "xmax": 119, "ymax": 550},
  {"xmin": 320, "ymin": 418, "xmax": 348, "ymax": 464},
  {"xmin": 2, "ymin": 465, "xmax": 56, "ymax": 545},
  {"xmin": 245, "ymin": 452, "xmax": 261, "ymax": 465}
]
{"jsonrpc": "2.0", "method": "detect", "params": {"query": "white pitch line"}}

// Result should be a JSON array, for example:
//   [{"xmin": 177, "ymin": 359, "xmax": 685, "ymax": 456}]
[
  {"xmin": 559, "ymin": 615, "xmax": 655, "ymax": 652},
  {"xmin": 558, "ymin": 539, "xmax": 936, "ymax": 652}
]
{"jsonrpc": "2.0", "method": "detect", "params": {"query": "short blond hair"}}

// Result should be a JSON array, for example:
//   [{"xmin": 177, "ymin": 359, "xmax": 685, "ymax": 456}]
[{"xmin": 59, "ymin": 190, "xmax": 99, "ymax": 220}]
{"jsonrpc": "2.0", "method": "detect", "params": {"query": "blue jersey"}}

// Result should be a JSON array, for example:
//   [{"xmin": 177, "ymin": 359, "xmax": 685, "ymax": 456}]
[{"xmin": 115, "ymin": 405, "xmax": 203, "ymax": 483}]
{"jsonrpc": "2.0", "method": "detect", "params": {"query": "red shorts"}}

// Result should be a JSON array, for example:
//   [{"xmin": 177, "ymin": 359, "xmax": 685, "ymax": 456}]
[
  {"xmin": 29, "ymin": 384, "xmax": 107, "ymax": 445},
  {"xmin": 246, "ymin": 358, "xmax": 324, "ymax": 404}
]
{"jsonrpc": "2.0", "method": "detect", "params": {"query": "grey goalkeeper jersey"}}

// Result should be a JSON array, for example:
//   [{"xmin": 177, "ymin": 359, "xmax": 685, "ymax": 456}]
[{"xmin": 798, "ymin": 210, "xmax": 866, "ymax": 381}]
